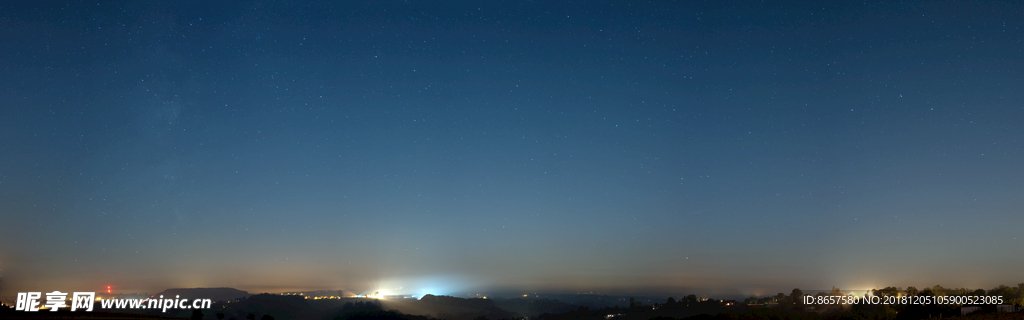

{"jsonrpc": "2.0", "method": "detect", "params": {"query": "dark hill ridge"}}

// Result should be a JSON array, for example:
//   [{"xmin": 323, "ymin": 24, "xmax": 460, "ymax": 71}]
[
  {"xmin": 416, "ymin": 294, "xmax": 514, "ymax": 320},
  {"xmin": 232, "ymin": 293, "xmax": 315, "ymax": 320},
  {"xmin": 151, "ymin": 287, "xmax": 250, "ymax": 302}
]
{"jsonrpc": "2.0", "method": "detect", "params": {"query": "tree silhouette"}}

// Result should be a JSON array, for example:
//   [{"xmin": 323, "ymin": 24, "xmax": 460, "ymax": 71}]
[
  {"xmin": 247, "ymin": 313, "xmax": 255, "ymax": 320},
  {"xmin": 191, "ymin": 309, "xmax": 205, "ymax": 320},
  {"xmin": 790, "ymin": 288, "xmax": 804, "ymax": 305},
  {"xmin": 217, "ymin": 312, "xmax": 225, "ymax": 320},
  {"xmin": 1017, "ymin": 283, "xmax": 1024, "ymax": 306},
  {"xmin": 685, "ymin": 294, "xmax": 698, "ymax": 304},
  {"xmin": 873, "ymin": 286, "xmax": 899, "ymax": 297},
  {"xmin": 987, "ymin": 285, "xmax": 1017, "ymax": 306},
  {"xmin": 260, "ymin": 315, "xmax": 275, "ymax": 320},
  {"xmin": 906, "ymin": 286, "xmax": 919, "ymax": 297}
]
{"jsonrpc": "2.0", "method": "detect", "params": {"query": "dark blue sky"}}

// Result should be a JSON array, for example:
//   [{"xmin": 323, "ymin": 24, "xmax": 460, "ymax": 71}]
[{"xmin": 1, "ymin": 1, "xmax": 1022, "ymax": 298}]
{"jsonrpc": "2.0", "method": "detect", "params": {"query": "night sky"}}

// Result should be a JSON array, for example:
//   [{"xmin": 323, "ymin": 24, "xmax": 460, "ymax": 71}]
[{"xmin": 2, "ymin": 1, "xmax": 1023, "ymax": 299}]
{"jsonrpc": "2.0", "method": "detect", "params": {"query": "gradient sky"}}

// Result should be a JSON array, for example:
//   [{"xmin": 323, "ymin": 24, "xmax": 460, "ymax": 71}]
[{"xmin": 1, "ymin": 1, "xmax": 1023, "ymax": 299}]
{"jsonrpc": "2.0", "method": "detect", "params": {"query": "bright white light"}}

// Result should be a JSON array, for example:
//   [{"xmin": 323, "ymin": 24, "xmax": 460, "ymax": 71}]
[{"xmin": 366, "ymin": 275, "xmax": 478, "ymax": 299}]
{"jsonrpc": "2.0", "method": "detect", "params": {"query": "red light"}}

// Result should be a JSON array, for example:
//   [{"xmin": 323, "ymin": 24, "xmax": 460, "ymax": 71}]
[{"xmin": 107, "ymin": 286, "xmax": 111, "ymax": 294}]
